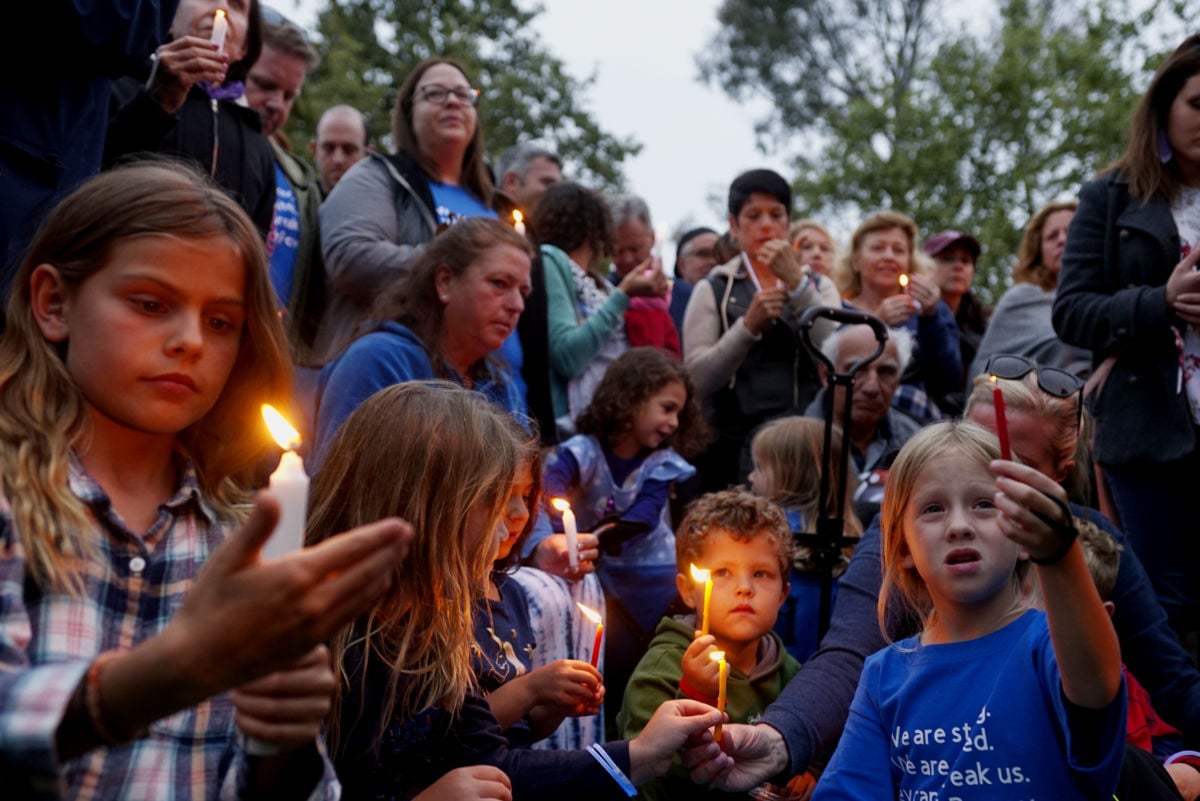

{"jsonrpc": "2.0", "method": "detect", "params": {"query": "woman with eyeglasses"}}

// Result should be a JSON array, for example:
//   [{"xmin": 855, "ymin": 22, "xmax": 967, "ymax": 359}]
[
  {"xmin": 680, "ymin": 356, "xmax": 1200, "ymax": 797},
  {"xmin": 314, "ymin": 57, "xmax": 497, "ymax": 364},
  {"xmin": 967, "ymin": 200, "xmax": 1090, "ymax": 383},
  {"xmin": 1053, "ymin": 36, "xmax": 1200, "ymax": 649}
]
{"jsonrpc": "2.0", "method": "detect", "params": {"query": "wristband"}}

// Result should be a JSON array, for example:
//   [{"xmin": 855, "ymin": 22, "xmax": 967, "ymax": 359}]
[
  {"xmin": 85, "ymin": 651, "xmax": 126, "ymax": 746},
  {"xmin": 587, "ymin": 743, "xmax": 637, "ymax": 797},
  {"xmin": 1028, "ymin": 495, "xmax": 1077, "ymax": 566}
]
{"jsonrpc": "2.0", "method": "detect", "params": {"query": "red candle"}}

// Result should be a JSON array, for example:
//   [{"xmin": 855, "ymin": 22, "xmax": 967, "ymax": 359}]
[
  {"xmin": 991, "ymin": 377, "xmax": 1012, "ymax": 461},
  {"xmin": 577, "ymin": 603, "xmax": 603, "ymax": 668}
]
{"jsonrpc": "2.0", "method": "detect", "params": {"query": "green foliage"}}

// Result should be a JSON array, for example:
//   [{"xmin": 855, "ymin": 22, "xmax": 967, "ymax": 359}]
[
  {"xmin": 700, "ymin": 0, "xmax": 1195, "ymax": 303},
  {"xmin": 287, "ymin": 0, "xmax": 639, "ymax": 190}
]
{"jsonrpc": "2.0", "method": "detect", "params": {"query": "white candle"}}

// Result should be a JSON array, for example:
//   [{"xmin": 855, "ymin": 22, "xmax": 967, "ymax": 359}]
[
  {"xmin": 264, "ymin": 450, "xmax": 309, "ymax": 559},
  {"xmin": 512, "ymin": 209, "xmax": 526, "ymax": 236},
  {"xmin": 261, "ymin": 405, "xmax": 309, "ymax": 559},
  {"xmin": 210, "ymin": 9, "xmax": 228, "ymax": 53},
  {"xmin": 551, "ymin": 498, "xmax": 579, "ymax": 568}
]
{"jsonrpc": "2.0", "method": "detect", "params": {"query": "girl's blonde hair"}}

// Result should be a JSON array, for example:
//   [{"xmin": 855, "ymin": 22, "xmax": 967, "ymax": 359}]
[
  {"xmin": 0, "ymin": 161, "xmax": 290, "ymax": 593},
  {"xmin": 1011, "ymin": 200, "xmax": 1078, "ymax": 291},
  {"xmin": 878, "ymin": 422, "xmax": 1025, "ymax": 636},
  {"xmin": 308, "ymin": 382, "xmax": 521, "ymax": 754},
  {"xmin": 834, "ymin": 211, "xmax": 928, "ymax": 298},
  {"xmin": 750, "ymin": 417, "xmax": 862, "ymax": 573}
]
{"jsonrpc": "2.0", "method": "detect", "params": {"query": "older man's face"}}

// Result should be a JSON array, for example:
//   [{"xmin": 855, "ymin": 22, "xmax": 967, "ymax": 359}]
[{"xmin": 831, "ymin": 327, "xmax": 901, "ymax": 431}]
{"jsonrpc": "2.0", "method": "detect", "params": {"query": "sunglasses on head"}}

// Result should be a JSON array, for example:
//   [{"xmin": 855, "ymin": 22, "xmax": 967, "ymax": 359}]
[{"xmin": 984, "ymin": 353, "xmax": 1084, "ymax": 426}]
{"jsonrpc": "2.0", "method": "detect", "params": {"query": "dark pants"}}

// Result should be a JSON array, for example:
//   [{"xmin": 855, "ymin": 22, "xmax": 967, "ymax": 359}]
[{"xmin": 1104, "ymin": 442, "xmax": 1200, "ymax": 645}]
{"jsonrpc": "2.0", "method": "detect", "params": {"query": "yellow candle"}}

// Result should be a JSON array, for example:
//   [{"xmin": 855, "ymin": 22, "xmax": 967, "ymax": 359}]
[
  {"xmin": 710, "ymin": 650, "xmax": 727, "ymax": 742},
  {"xmin": 690, "ymin": 564, "xmax": 713, "ymax": 636}
]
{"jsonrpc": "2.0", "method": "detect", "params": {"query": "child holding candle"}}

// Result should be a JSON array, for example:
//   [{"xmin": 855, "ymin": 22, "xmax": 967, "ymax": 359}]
[
  {"xmin": 311, "ymin": 381, "xmax": 724, "ymax": 801},
  {"xmin": 811, "ymin": 422, "xmax": 1124, "ymax": 800},
  {"xmin": 539, "ymin": 347, "xmax": 710, "ymax": 720},
  {"xmin": 472, "ymin": 425, "xmax": 604, "ymax": 747},
  {"xmin": 747, "ymin": 416, "xmax": 863, "ymax": 662},
  {"xmin": 0, "ymin": 163, "xmax": 410, "ymax": 799},
  {"xmin": 618, "ymin": 489, "xmax": 800, "ymax": 801}
]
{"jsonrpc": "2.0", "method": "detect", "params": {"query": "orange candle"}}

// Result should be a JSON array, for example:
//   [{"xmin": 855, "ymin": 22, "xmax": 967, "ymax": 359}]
[
  {"xmin": 710, "ymin": 650, "xmax": 727, "ymax": 741},
  {"xmin": 577, "ymin": 603, "xmax": 603, "ymax": 668},
  {"xmin": 690, "ymin": 564, "xmax": 713, "ymax": 636}
]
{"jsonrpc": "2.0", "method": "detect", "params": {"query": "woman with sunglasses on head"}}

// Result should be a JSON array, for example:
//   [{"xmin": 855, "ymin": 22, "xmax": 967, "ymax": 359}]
[
  {"xmin": 1053, "ymin": 36, "xmax": 1200, "ymax": 649},
  {"xmin": 680, "ymin": 354, "xmax": 1200, "ymax": 796},
  {"xmin": 314, "ymin": 57, "xmax": 495, "ymax": 364}
]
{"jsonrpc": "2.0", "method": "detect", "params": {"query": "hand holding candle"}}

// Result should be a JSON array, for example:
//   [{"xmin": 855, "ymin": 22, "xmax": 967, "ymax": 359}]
[
  {"xmin": 261, "ymin": 405, "xmax": 309, "ymax": 560},
  {"xmin": 551, "ymin": 498, "xmax": 579, "ymax": 568},
  {"xmin": 210, "ymin": 9, "xmax": 228, "ymax": 52},
  {"xmin": 690, "ymin": 564, "xmax": 713, "ymax": 636},
  {"xmin": 710, "ymin": 650, "xmax": 728, "ymax": 742},
  {"xmin": 577, "ymin": 603, "xmax": 603, "ymax": 668},
  {"xmin": 989, "ymin": 377, "xmax": 1012, "ymax": 461}
]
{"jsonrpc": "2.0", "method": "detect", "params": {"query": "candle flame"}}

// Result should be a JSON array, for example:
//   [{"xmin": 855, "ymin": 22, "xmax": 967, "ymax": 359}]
[
  {"xmin": 898, "ymin": 273, "xmax": 909, "ymax": 288},
  {"xmin": 551, "ymin": 497, "xmax": 571, "ymax": 513},
  {"xmin": 262, "ymin": 404, "xmax": 301, "ymax": 451},
  {"xmin": 576, "ymin": 603, "xmax": 602, "ymax": 625},
  {"xmin": 512, "ymin": 209, "xmax": 524, "ymax": 225},
  {"xmin": 709, "ymin": 650, "xmax": 726, "ymax": 663},
  {"xmin": 990, "ymin": 374, "xmax": 997, "ymax": 384},
  {"xmin": 690, "ymin": 563, "xmax": 711, "ymax": 583},
  {"xmin": 215, "ymin": 8, "xmax": 226, "ymax": 21}
]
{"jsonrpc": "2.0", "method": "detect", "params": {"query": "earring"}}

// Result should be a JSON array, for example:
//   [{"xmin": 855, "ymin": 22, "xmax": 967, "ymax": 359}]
[
  {"xmin": 440, "ymin": 294, "xmax": 449, "ymax": 302},
  {"xmin": 1159, "ymin": 129, "xmax": 1174, "ymax": 164}
]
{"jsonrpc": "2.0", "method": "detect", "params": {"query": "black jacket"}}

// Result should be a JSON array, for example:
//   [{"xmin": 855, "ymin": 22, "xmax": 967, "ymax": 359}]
[{"xmin": 1053, "ymin": 172, "xmax": 1195, "ymax": 463}]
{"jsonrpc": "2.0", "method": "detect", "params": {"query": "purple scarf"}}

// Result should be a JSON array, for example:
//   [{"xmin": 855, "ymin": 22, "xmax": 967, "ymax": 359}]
[{"xmin": 199, "ymin": 81, "xmax": 245, "ymax": 101}]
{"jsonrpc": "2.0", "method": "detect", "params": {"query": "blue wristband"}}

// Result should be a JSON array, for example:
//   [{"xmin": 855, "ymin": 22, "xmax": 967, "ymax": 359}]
[{"xmin": 587, "ymin": 743, "xmax": 637, "ymax": 797}]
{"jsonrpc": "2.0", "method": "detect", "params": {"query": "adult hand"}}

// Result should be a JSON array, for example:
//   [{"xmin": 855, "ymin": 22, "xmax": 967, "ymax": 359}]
[
  {"xmin": 628, "ymin": 699, "xmax": 725, "ymax": 784},
  {"xmin": 760, "ymin": 239, "xmax": 804, "ymax": 290},
  {"xmin": 873, "ymin": 292, "xmax": 920, "ymax": 327},
  {"xmin": 1166, "ymin": 245, "xmax": 1200, "ymax": 326},
  {"xmin": 905, "ymin": 272, "xmax": 942, "ymax": 317},
  {"xmin": 413, "ymin": 766, "xmax": 513, "ymax": 801},
  {"xmin": 680, "ymin": 722, "xmax": 790, "ymax": 792},
  {"xmin": 743, "ymin": 288, "xmax": 788, "ymax": 335},
  {"xmin": 530, "ymin": 532, "xmax": 599, "ymax": 580},
  {"xmin": 618, "ymin": 257, "xmax": 669, "ymax": 298},
  {"xmin": 679, "ymin": 633, "xmax": 720, "ymax": 699},
  {"xmin": 231, "ymin": 645, "xmax": 334, "ymax": 750},
  {"xmin": 166, "ymin": 494, "xmax": 411, "ymax": 698},
  {"xmin": 147, "ymin": 36, "xmax": 231, "ymax": 114}
]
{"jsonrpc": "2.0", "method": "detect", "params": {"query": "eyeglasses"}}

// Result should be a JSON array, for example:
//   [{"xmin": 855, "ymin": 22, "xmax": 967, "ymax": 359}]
[
  {"xmin": 984, "ymin": 353, "xmax": 1084, "ymax": 427},
  {"xmin": 416, "ymin": 84, "xmax": 481, "ymax": 107}
]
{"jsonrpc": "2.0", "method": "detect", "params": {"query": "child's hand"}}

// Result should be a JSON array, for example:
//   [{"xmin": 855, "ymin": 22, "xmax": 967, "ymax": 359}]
[
  {"xmin": 231, "ymin": 645, "xmax": 333, "ymax": 750},
  {"xmin": 526, "ymin": 659, "xmax": 602, "ymax": 714},
  {"xmin": 531, "ymin": 532, "xmax": 599, "ymax": 580},
  {"xmin": 413, "ymin": 765, "xmax": 512, "ymax": 801},
  {"xmin": 990, "ymin": 459, "xmax": 1075, "ymax": 563},
  {"xmin": 680, "ymin": 633, "xmax": 721, "ymax": 700}
]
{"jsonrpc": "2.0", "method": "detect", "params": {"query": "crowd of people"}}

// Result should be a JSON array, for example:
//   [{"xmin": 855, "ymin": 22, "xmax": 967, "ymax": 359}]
[{"xmin": 3, "ymin": 3, "xmax": 1200, "ymax": 800}]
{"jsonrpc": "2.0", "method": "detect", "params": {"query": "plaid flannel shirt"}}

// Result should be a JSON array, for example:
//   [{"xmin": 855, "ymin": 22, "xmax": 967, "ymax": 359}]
[{"xmin": 0, "ymin": 454, "xmax": 339, "ymax": 800}]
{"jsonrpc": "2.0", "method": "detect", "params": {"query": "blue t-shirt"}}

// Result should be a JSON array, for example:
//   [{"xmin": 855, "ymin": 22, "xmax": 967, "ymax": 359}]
[
  {"xmin": 471, "ymin": 575, "xmax": 538, "ymax": 747},
  {"xmin": 266, "ymin": 161, "xmax": 300, "ymax": 309},
  {"xmin": 814, "ymin": 610, "xmax": 1126, "ymax": 800}
]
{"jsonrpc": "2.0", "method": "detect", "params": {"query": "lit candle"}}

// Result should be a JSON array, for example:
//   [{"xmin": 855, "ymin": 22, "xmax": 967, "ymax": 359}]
[
  {"xmin": 210, "ymin": 9, "xmax": 228, "ymax": 53},
  {"xmin": 690, "ymin": 564, "xmax": 713, "ymax": 636},
  {"xmin": 710, "ymin": 650, "xmax": 728, "ymax": 742},
  {"xmin": 898, "ymin": 273, "xmax": 910, "ymax": 294},
  {"xmin": 512, "ymin": 209, "xmax": 526, "ymax": 236},
  {"xmin": 990, "ymin": 376, "xmax": 1012, "ymax": 461},
  {"xmin": 577, "ymin": 603, "xmax": 603, "ymax": 668},
  {"xmin": 551, "ymin": 498, "xmax": 579, "ymax": 568},
  {"xmin": 261, "ymin": 405, "xmax": 309, "ymax": 559}
]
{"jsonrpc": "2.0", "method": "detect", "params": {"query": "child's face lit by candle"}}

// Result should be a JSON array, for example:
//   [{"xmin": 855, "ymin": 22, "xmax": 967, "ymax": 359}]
[
  {"xmin": 496, "ymin": 462, "xmax": 534, "ymax": 561},
  {"xmin": 676, "ymin": 528, "xmax": 789, "ymax": 648}
]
